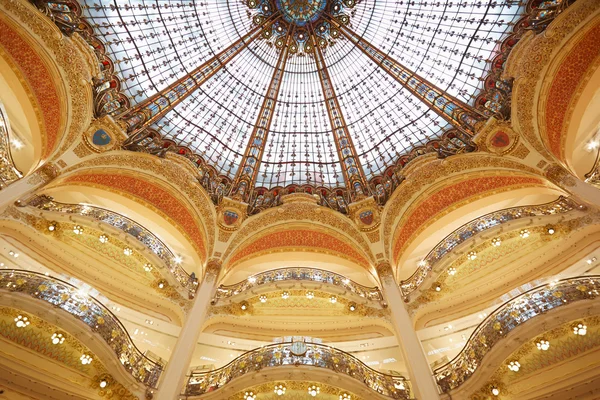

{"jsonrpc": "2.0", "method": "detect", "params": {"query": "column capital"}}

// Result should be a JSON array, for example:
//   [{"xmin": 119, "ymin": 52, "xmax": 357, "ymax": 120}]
[
  {"xmin": 204, "ymin": 258, "xmax": 223, "ymax": 283},
  {"xmin": 375, "ymin": 260, "xmax": 394, "ymax": 283}
]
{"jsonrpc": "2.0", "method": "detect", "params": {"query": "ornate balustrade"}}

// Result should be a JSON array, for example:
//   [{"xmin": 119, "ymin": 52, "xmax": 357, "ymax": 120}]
[
  {"xmin": 25, "ymin": 195, "xmax": 198, "ymax": 297},
  {"xmin": 400, "ymin": 197, "xmax": 579, "ymax": 296},
  {"xmin": 185, "ymin": 341, "xmax": 410, "ymax": 399},
  {"xmin": 0, "ymin": 269, "xmax": 163, "ymax": 387},
  {"xmin": 0, "ymin": 101, "xmax": 22, "ymax": 188},
  {"xmin": 585, "ymin": 146, "xmax": 600, "ymax": 188},
  {"xmin": 213, "ymin": 268, "xmax": 384, "ymax": 305},
  {"xmin": 433, "ymin": 275, "xmax": 600, "ymax": 393}
]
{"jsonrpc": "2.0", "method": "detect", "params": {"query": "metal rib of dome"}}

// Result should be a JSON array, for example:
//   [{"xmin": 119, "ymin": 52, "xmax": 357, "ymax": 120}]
[{"xmin": 81, "ymin": 0, "xmax": 525, "ymax": 193}]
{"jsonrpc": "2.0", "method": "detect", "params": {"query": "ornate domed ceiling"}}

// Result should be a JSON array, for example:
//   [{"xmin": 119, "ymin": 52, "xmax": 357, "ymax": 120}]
[{"xmin": 81, "ymin": 0, "xmax": 524, "ymax": 192}]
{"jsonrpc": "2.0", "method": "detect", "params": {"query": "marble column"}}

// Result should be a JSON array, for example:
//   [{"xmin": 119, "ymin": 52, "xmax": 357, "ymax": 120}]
[
  {"xmin": 155, "ymin": 259, "xmax": 222, "ymax": 400},
  {"xmin": 0, "ymin": 162, "xmax": 60, "ymax": 211},
  {"xmin": 376, "ymin": 261, "xmax": 441, "ymax": 400}
]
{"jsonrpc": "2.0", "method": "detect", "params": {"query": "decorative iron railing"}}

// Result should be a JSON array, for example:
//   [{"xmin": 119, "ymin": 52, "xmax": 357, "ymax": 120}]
[
  {"xmin": 213, "ymin": 267, "xmax": 384, "ymax": 305},
  {"xmin": 185, "ymin": 341, "xmax": 410, "ymax": 399},
  {"xmin": 0, "ymin": 270, "xmax": 164, "ymax": 387},
  {"xmin": 434, "ymin": 275, "xmax": 600, "ymax": 393},
  {"xmin": 400, "ymin": 197, "xmax": 579, "ymax": 296},
  {"xmin": 585, "ymin": 143, "xmax": 600, "ymax": 188},
  {"xmin": 26, "ymin": 195, "xmax": 198, "ymax": 297},
  {"xmin": 0, "ymin": 100, "xmax": 22, "ymax": 188}
]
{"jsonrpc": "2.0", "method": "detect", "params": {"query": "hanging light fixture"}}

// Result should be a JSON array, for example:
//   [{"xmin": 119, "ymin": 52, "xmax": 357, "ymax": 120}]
[
  {"xmin": 274, "ymin": 383, "xmax": 286, "ymax": 396},
  {"xmin": 73, "ymin": 225, "xmax": 83, "ymax": 235},
  {"xmin": 99, "ymin": 234, "xmax": 108, "ymax": 243},
  {"xmin": 447, "ymin": 267, "xmax": 457, "ymax": 276},
  {"xmin": 573, "ymin": 323, "xmax": 587, "ymax": 336},
  {"xmin": 308, "ymin": 385, "xmax": 320, "ymax": 396},
  {"xmin": 306, "ymin": 291, "xmax": 315, "ymax": 299},
  {"xmin": 281, "ymin": 291, "xmax": 290, "ymax": 299},
  {"xmin": 259, "ymin": 295, "xmax": 268, "ymax": 303},
  {"xmin": 536, "ymin": 339, "xmax": 550, "ymax": 351},
  {"xmin": 243, "ymin": 392, "xmax": 256, "ymax": 400},
  {"xmin": 340, "ymin": 393, "xmax": 352, "ymax": 400},
  {"xmin": 14, "ymin": 315, "xmax": 30, "ymax": 328},
  {"xmin": 329, "ymin": 295, "xmax": 338, "ymax": 304},
  {"xmin": 51, "ymin": 332, "xmax": 65, "ymax": 345},
  {"xmin": 467, "ymin": 251, "xmax": 477, "ymax": 260},
  {"xmin": 123, "ymin": 247, "xmax": 133, "ymax": 256},
  {"xmin": 80, "ymin": 354, "xmax": 93, "ymax": 365},
  {"xmin": 507, "ymin": 360, "xmax": 520, "ymax": 372},
  {"xmin": 491, "ymin": 237, "xmax": 501, "ymax": 247},
  {"xmin": 519, "ymin": 229, "xmax": 530, "ymax": 238}
]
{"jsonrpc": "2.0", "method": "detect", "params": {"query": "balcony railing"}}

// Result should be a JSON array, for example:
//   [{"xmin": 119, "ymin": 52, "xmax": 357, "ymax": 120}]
[
  {"xmin": 400, "ymin": 197, "xmax": 579, "ymax": 296},
  {"xmin": 185, "ymin": 341, "xmax": 410, "ymax": 399},
  {"xmin": 0, "ymin": 269, "xmax": 163, "ymax": 387},
  {"xmin": 0, "ymin": 101, "xmax": 22, "ymax": 188},
  {"xmin": 26, "ymin": 195, "xmax": 197, "ymax": 297},
  {"xmin": 433, "ymin": 275, "xmax": 600, "ymax": 393},
  {"xmin": 213, "ymin": 267, "xmax": 384, "ymax": 305}
]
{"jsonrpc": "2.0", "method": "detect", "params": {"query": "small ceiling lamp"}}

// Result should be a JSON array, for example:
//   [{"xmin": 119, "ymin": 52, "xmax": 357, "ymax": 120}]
[
  {"xmin": 519, "ymin": 229, "xmax": 530, "ymax": 238},
  {"xmin": 348, "ymin": 302, "xmax": 357, "ymax": 312},
  {"xmin": 99, "ymin": 234, "xmax": 108, "ymax": 244},
  {"xmin": 573, "ymin": 323, "xmax": 587, "ymax": 336},
  {"xmin": 330, "ymin": 295, "xmax": 337, "ymax": 304},
  {"xmin": 340, "ymin": 393, "xmax": 352, "ymax": 400},
  {"xmin": 306, "ymin": 291, "xmax": 315, "ymax": 299},
  {"xmin": 98, "ymin": 375, "xmax": 111, "ymax": 388},
  {"xmin": 394, "ymin": 381, "xmax": 405, "ymax": 390},
  {"xmin": 157, "ymin": 280, "xmax": 167, "ymax": 289},
  {"xmin": 48, "ymin": 222, "xmax": 57, "ymax": 232},
  {"xmin": 248, "ymin": 276, "xmax": 257, "ymax": 283},
  {"xmin": 244, "ymin": 392, "xmax": 256, "ymax": 400},
  {"xmin": 123, "ymin": 247, "xmax": 133, "ymax": 256},
  {"xmin": 467, "ymin": 251, "xmax": 477, "ymax": 260},
  {"xmin": 80, "ymin": 354, "xmax": 93, "ymax": 365},
  {"xmin": 546, "ymin": 226, "xmax": 555, "ymax": 235},
  {"xmin": 240, "ymin": 301, "xmax": 249, "ymax": 311},
  {"xmin": 274, "ymin": 384, "xmax": 286, "ymax": 396},
  {"xmin": 507, "ymin": 360, "xmax": 520, "ymax": 372},
  {"xmin": 51, "ymin": 332, "xmax": 65, "ymax": 345},
  {"xmin": 14, "ymin": 315, "xmax": 30, "ymax": 328},
  {"xmin": 73, "ymin": 225, "xmax": 83, "ymax": 235},
  {"xmin": 281, "ymin": 291, "xmax": 290, "ymax": 299},
  {"xmin": 259, "ymin": 295, "xmax": 268, "ymax": 303},
  {"xmin": 491, "ymin": 237, "xmax": 501, "ymax": 247},
  {"xmin": 434, "ymin": 283, "xmax": 442, "ymax": 292},
  {"xmin": 143, "ymin": 263, "xmax": 153, "ymax": 272},
  {"xmin": 536, "ymin": 339, "xmax": 550, "ymax": 351},
  {"xmin": 491, "ymin": 387, "xmax": 500, "ymax": 396},
  {"xmin": 447, "ymin": 267, "xmax": 456, "ymax": 276},
  {"xmin": 308, "ymin": 385, "xmax": 320, "ymax": 396},
  {"xmin": 174, "ymin": 255, "xmax": 183, "ymax": 264}
]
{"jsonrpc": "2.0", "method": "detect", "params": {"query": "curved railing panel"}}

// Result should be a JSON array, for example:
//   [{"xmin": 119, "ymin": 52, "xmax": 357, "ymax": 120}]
[
  {"xmin": 433, "ymin": 275, "xmax": 600, "ymax": 393},
  {"xmin": 213, "ymin": 267, "xmax": 384, "ymax": 304},
  {"xmin": 185, "ymin": 342, "xmax": 410, "ymax": 399},
  {"xmin": 26, "ymin": 195, "xmax": 197, "ymax": 296},
  {"xmin": 400, "ymin": 197, "xmax": 579, "ymax": 296},
  {"xmin": 0, "ymin": 270, "xmax": 163, "ymax": 387}
]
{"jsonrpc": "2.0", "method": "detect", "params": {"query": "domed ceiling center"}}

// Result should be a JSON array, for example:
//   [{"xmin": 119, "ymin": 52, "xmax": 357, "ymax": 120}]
[{"xmin": 276, "ymin": 0, "xmax": 326, "ymax": 26}]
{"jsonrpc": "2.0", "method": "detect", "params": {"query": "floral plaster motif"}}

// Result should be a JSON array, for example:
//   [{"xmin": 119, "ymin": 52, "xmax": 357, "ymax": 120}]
[
  {"xmin": 0, "ymin": 17, "xmax": 60, "ymax": 159},
  {"xmin": 392, "ymin": 175, "xmax": 544, "ymax": 263},
  {"xmin": 61, "ymin": 173, "xmax": 207, "ymax": 259},
  {"xmin": 228, "ymin": 229, "xmax": 370, "ymax": 268},
  {"xmin": 545, "ymin": 22, "xmax": 600, "ymax": 159}
]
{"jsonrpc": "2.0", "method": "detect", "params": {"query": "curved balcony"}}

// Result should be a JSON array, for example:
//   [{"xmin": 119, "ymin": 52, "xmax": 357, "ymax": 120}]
[
  {"xmin": 0, "ymin": 269, "xmax": 163, "ymax": 387},
  {"xmin": 25, "ymin": 194, "xmax": 197, "ymax": 297},
  {"xmin": 185, "ymin": 341, "xmax": 410, "ymax": 399},
  {"xmin": 213, "ymin": 267, "xmax": 384, "ymax": 305},
  {"xmin": 433, "ymin": 275, "xmax": 600, "ymax": 393},
  {"xmin": 400, "ymin": 197, "xmax": 579, "ymax": 296},
  {"xmin": 0, "ymin": 100, "xmax": 22, "ymax": 188}
]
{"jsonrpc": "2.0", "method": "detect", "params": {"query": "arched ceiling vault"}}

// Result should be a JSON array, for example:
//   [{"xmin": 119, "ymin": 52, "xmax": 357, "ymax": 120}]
[
  {"xmin": 508, "ymin": 0, "xmax": 600, "ymax": 163},
  {"xmin": 384, "ymin": 159, "xmax": 563, "ymax": 266},
  {"xmin": 44, "ymin": 151, "xmax": 217, "ymax": 265},
  {"xmin": 0, "ymin": 0, "xmax": 94, "ymax": 167}
]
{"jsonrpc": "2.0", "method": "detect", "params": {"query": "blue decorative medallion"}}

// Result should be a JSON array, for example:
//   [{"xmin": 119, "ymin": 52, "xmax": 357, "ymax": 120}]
[
  {"xmin": 92, "ymin": 129, "xmax": 111, "ymax": 146},
  {"xmin": 276, "ymin": 0, "xmax": 326, "ymax": 26}
]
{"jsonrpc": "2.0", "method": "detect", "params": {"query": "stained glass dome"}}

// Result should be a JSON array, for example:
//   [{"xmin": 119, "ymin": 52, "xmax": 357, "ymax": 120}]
[{"xmin": 81, "ymin": 0, "xmax": 525, "ymax": 193}]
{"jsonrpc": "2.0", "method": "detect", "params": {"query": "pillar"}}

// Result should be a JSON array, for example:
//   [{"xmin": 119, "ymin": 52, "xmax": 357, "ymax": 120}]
[
  {"xmin": 155, "ymin": 259, "xmax": 222, "ymax": 400},
  {"xmin": 376, "ymin": 261, "xmax": 441, "ymax": 400},
  {"xmin": 0, "ymin": 162, "xmax": 60, "ymax": 211}
]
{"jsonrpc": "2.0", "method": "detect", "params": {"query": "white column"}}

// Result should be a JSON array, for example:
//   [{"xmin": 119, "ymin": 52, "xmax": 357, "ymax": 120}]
[
  {"xmin": 0, "ymin": 162, "xmax": 60, "ymax": 211},
  {"xmin": 155, "ymin": 259, "xmax": 221, "ymax": 400},
  {"xmin": 376, "ymin": 261, "xmax": 440, "ymax": 400}
]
